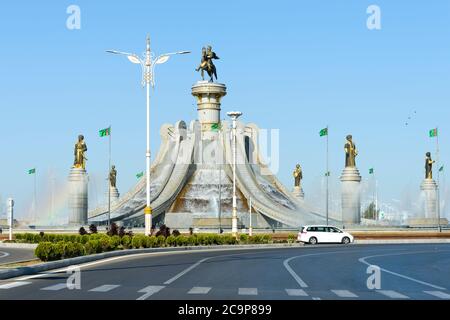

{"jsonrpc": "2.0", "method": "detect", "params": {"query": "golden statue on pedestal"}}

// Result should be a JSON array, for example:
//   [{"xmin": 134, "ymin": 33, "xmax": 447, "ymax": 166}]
[
  {"xmin": 109, "ymin": 165, "xmax": 117, "ymax": 188},
  {"xmin": 293, "ymin": 164, "xmax": 303, "ymax": 188},
  {"xmin": 425, "ymin": 152, "xmax": 435, "ymax": 180},
  {"xmin": 73, "ymin": 134, "xmax": 87, "ymax": 169},
  {"xmin": 344, "ymin": 135, "xmax": 358, "ymax": 168},
  {"xmin": 196, "ymin": 45, "xmax": 219, "ymax": 82}
]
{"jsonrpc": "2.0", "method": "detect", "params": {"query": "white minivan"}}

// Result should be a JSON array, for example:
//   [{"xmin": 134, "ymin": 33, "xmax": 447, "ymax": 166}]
[{"xmin": 297, "ymin": 225, "xmax": 354, "ymax": 245}]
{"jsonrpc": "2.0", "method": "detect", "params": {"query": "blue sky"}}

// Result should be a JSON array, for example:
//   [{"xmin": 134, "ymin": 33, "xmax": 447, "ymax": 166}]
[{"xmin": 0, "ymin": 0, "xmax": 449, "ymax": 220}]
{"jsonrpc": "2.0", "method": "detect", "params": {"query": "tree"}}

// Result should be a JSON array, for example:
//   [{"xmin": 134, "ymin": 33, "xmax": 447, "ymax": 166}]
[
  {"xmin": 89, "ymin": 224, "xmax": 98, "ymax": 234},
  {"xmin": 363, "ymin": 202, "xmax": 379, "ymax": 220},
  {"xmin": 108, "ymin": 223, "xmax": 119, "ymax": 236}
]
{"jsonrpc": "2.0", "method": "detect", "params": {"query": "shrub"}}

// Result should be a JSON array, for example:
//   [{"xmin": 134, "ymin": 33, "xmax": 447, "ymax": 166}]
[
  {"xmin": 119, "ymin": 226, "xmax": 126, "ymax": 238},
  {"xmin": 223, "ymin": 235, "xmax": 238, "ymax": 245},
  {"xmin": 79, "ymin": 227, "xmax": 88, "ymax": 235},
  {"xmin": 99, "ymin": 237, "xmax": 112, "ymax": 252},
  {"xmin": 176, "ymin": 235, "xmax": 188, "ymax": 246},
  {"xmin": 33, "ymin": 233, "xmax": 43, "ymax": 243},
  {"xmin": 156, "ymin": 235, "xmax": 166, "ymax": 247},
  {"xmin": 110, "ymin": 235, "xmax": 121, "ymax": 250},
  {"xmin": 239, "ymin": 234, "xmax": 249, "ymax": 244},
  {"xmin": 249, "ymin": 235, "xmax": 263, "ymax": 244},
  {"xmin": 146, "ymin": 236, "xmax": 157, "ymax": 248},
  {"xmin": 46, "ymin": 234, "xmax": 57, "ymax": 243},
  {"xmin": 89, "ymin": 224, "xmax": 98, "ymax": 234},
  {"xmin": 80, "ymin": 234, "xmax": 90, "ymax": 244},
  {"xmin": 166, "ymin": 235, "xmax": 177, "ymax": 247},
  {"xmin": 84, "ymin": 240, "xmax": 101, "ymax": 255},
  {"xmin": 54, "ymin": 234, "xmax": 64, "ymax": 242},
  {"xmin": 211, "ymin": 234, "xmax": 223, "ymax": 245},
  {"xmin": 186, "ymin": 236, "xmax": 196, "ymax": 246},
  {"xmin": 132, "ymin": 234, "xmax": 147, "ymax": 249},
  {"xmin": 24, "ymin": 233, "xmax": 34, "ymax": 243},
  {"xmin": 35, "ymin": 242, "xmax": 53, "ymax": 261},
  {"xmin": 172, "ymin": 229, "xmax": 181, "ymax": 237},
  {"xmin": 287, "ymin": 234, "xmax": 296, "ymax": 243},
  {"xmin": 121, "ymin": 235, "xmax": 132, "ymax": 249}
]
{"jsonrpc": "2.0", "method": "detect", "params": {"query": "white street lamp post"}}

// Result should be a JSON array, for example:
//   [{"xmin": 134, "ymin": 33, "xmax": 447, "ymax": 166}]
[
  {"xmin": 227, "ymin": 111, "xmax": 242, "ymax": 237},
  {"xmin": 107, "ymin": 36, "xmax": 190, "ymax": 236},
  {"xmin": 7, "ymin": 198, "xmax": 14, "ymax": 241}
]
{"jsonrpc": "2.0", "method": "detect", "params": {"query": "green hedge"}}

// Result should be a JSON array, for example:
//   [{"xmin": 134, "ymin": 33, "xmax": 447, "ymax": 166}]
[{"xmin": 32, "ymin": 232, "xmax": 273, "ymax": 262}]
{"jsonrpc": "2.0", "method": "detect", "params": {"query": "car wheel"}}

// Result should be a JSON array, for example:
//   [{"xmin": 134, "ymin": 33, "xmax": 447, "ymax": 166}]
[
  {"xmin": 309, "ymin": 237, "xmax": 318, "ymax": 245},
  {"xmin": 342, "ymin": 237, "xmax": 350, "ymax": 245}
]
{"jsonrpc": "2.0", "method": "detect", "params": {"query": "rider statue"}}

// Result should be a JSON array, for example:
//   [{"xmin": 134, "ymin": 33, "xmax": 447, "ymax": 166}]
[{"xmin": 196, "ymin": 45, "xmax": 219, "ymax": 82}]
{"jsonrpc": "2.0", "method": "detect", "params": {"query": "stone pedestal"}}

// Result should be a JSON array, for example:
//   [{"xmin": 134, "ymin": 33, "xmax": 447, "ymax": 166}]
[
  {"xmin": 421, "ymin": 179, "xmax": 438, "ymax": 219},
  {"xmin": 68, "ymin": 167, "xmax": 88, "ymax": 226},
  {"xmin": 191, "ymin": 81, "xmax": 226, "ymax": 139},
  {"xmin": 340, "ymin": 167, "xmax": 362, "ymax": 225},
  {"xmin": 407, "ymin": 217, "xmax": 448, "ymax": 227},
  {"xmin": 292, "ymin": 186, "xmax": 304, "ymax": 200},
  {"xmin": 106, "ymin": 187, "xmax": 120, "ymax": 204}
]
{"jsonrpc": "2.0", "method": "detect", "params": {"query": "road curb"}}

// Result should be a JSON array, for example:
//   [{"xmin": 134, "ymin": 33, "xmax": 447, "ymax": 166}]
[{"xmin": 0, "ymin": 243, "xmax": 303, "ymax": 280}]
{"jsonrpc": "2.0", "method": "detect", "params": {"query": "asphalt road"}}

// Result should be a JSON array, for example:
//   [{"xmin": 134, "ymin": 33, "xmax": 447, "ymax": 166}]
[
  {"xmin": 0, "ymin": 244, "xmax": 449, "ymax": 300},
  {"xmin": 0, "ymin": 248, "xmax": 36, "ymax": 265}
]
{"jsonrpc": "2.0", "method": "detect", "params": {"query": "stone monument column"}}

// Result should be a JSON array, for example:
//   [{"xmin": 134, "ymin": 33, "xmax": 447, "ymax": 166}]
[
  {"xmin": 421, "ymin": 179, "xmax": 438, "ymax": 218},
  {"xmin": 191, "ymin": 81, "xmax": 227, "ymax": 139},
  {"xmin": 68, "ymin": 167, "xmax": 88, "ymax": 226},
  {"xmin": 68, "ymin": 134, "xmax": 89, "ymax": 226},
  {"xmin": 340, "ymin": 135, "xmax": 361, "ymax": 225}
]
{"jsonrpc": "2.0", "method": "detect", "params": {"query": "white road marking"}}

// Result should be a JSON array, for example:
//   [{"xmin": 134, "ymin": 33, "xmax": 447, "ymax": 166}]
[
  {"xmin": 376, "ymin": 290, "xmax": 409, "ymax": 299},
  {"xmin": 285, "ymin": 289, "xmax": 308, "ymax": 297},
  {"xmin": 238, "ymin": 288, "xmax": 258, "ymax": 295},
  {"xmin": 0, "ymin": 281, "xmax": 31, "ymax": 289},
  {"xmin": 41, "ymin": 283, "xmax": 67, "ymax": 291},
  {"xmin": 0, "ymin": 251, "xmax": 10, "ymax": 259},
  {"xmin": 16, "ymin": 273, "xmax": 54, "ymax": 281},
  {"xmin": 16, "ymin": 247, "xmax": 292, "ymax": 281},
  {"xmin": 136, "ymin": 285, "xmax": 165, "ymax": 300},
  {"xmin": 164, "ymin": 258, "xmax": 210, "ymax": 285},
  {"xmin": 188, "ymin": 287, "xmax": 212, "ymax": 294},
  {"xmin": 283, "ymin": 257, "xmax": 309, "ymax": 288},
  {"xmin": 359, "ymin": 251, "xmax": 448, "ymax": 290},
  {"xmin": 331, "ymin": 290, "xmax": 358, "ymax": 298},
  {"xmin": 424, "ymin": 291, "xmax": 450, "ymax": 299},
  {"xmin": 163, "ymin": 251, "xmax": 274, "ymax": 285},
  {"xmin": 89, "ymin": 284, "xmax": 120, "ymax": 292},
  {"xmin": 312, "ymin": 297, "xmax": 321, "ymax": 300}
]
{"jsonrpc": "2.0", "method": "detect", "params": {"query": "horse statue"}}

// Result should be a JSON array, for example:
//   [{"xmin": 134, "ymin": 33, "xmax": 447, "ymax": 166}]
[{"xmin": 196, "ymin": 46, "xmax": 219, "ymax": 82}]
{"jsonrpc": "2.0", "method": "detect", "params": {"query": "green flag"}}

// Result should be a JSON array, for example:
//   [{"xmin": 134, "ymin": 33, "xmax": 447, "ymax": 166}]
[
  {"xmin": 99, "ymin": 127, "xmax": 111, "ymax": 137},
  {"xmin": 319, "ymin": 127, "xmax": 328, "ymax": 137},
  {"xmin": 439, "ymin": 165, "xmax": 444, "ymax": 172},
  {"xmin": 369, "ymin": 168, "xmax": 374, "ymax": 174},
  {"xmin": 429, "ymin": 128, "xmax": 438, "ymax": 138},
  {"xmin": 136, "ymin": 171, "xmax": 144, "ymax": 179},
  {"xmin": 211, "ymin": 123, "xmax": 221, "ymax": 132},
  {"xmin": 28, "ymin": 168, "xmax": 36, "ymax": 174},
  {"xmin": 325, "ymin": 171, "xmax": 330, "ymax": 177}
]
